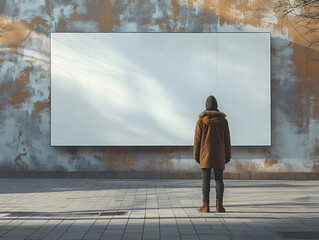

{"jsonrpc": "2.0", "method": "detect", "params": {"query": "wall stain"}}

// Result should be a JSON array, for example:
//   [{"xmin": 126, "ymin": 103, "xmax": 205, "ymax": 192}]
[
  {"xmin": 98, "ymin": 0, "xmax": 113, "ymax": 32},
  {"xmin": 29, "ymin": 16, "xmax": 49, "ymax": 34},
  {"xmin": 293, "ymin": 46, "xmax": 319, "ymax": 133},
  {"xmin": 14, "ymin": 152, "xmax": 28, "ymax": 170},
  {"xmin": 232, "ymin": 159, "xmax": 296, "ymax": 173},
  {"xmin": 264, "ymin": 159, "xmax": 278, "ymax": 168},
  {"xmin": 145, "ymin": 159, "xmax": 156, "ymax": 170},
  {"xmin": 121, "ymin": 151, "xmax": 136, "ymax": 170},
  {"xmin": 0, "ymin": 66, "xmax": 33, "ymax": 109},
  {"xmin": 0, "ymin": 0, "xmax": 318, "ymax": 172},
  {"xmin": 55, "ymin": 9, "xmax": 68, "ymax": 31},
  {"xmin": 94, "ymin": 147, "xmax": 136, "ymax": 170},
  {"xmin": 54, "ymin": 0, "xmax": 114, "ymax": 32},
  {"xmin": 213, "ymin": 0, "xmax": 263, "ymax": 27},
  {"xmin": 0, "ymin": 16, "xmax": 29, "ymax": 52},
  {"xmin": 159, "ymin": 158, "xmax": 174, "ymax": 170},
  {"xmin": 171, "ymin": 0, "xmax": 180, "ymax": 24},
  {"xmin": 33, "ymin": 87, "xmax": 50, "ymax": 117}
]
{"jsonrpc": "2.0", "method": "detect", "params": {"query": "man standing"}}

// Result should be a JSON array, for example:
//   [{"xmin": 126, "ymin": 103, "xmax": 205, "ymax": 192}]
[{"xmin": 193, "ymin": 95, "xmax": 231, "ymax": 213}]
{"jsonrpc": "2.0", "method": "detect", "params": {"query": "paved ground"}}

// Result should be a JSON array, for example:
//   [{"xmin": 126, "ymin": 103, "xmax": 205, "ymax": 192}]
[{"xmin": 0, "ymin": 179, "xmax": 318, "ymax": 240}]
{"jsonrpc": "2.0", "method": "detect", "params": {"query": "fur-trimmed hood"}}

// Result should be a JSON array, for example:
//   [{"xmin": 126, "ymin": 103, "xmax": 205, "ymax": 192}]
[{"xmin": 198, "ymin": 110, "xmax": 226, "ymax": 125}]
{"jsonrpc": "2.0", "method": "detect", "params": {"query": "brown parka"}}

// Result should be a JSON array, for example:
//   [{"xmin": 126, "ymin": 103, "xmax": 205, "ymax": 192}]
[{"xmin": 193, "ymin": 110, "xmax": 231, "ymax": 169}]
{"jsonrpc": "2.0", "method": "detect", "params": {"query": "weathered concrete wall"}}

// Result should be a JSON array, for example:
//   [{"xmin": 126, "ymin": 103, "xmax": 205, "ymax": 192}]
[{"xmin": 0, "ymin": 0, "xmax": 318, "ymax": 173}]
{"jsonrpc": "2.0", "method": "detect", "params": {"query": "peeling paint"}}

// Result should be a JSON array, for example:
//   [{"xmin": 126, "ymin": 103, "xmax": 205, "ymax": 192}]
[
  {"xmin": 0, "ymin": 66, "xmax": 33, "ymax": 108},
  {"xmin": 33, "ymin": 91, "xmax": 50, "ymax": 115},
  {"xmin": 264, "ymin": 159, "xmax": 278, "ymax": 168},
  {"xmin": 0, "ymin": 16, "xmax": 29, "ymax": 52},
  {"xmin": 94, "ymin": 147, "xmax": 136, "ymax": 170},
  {"xmin": 98, "ymin": 0, "xmax": 113, "ymax": 32},
  {"xmin": 29, "ymin": 16, "xmax": 48, "ymax": 34}
]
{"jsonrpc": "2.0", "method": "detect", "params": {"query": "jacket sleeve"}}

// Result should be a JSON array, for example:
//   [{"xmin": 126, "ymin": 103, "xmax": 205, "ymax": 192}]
[
  {"xmin": 193, "ymin": 119, "xmax": 202, "ymax": 163},
  {"xmin": 224, "ymin": 119, "xmax": 231, "ymax": 163}
]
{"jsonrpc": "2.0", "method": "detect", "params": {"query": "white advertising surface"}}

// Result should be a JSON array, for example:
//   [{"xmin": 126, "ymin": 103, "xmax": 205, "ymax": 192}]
[{"xmin": 51, "ymin": 33, "xmax": 270, "ymax": 146}]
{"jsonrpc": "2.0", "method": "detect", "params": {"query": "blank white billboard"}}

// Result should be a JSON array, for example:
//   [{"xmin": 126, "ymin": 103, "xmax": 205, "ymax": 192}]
[{"xmin": 51, "ymin": 33, "xmax": 270, "ymax": 146}]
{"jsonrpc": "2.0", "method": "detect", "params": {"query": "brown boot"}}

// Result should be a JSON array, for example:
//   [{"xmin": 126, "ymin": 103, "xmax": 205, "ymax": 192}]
[
  {"xmin": 198, "ymin": 202, "xmax": 210, "ymax": 213},
  {"xmin": 216, "ymin": 200, "xmax": 226, "ymax": 212}
]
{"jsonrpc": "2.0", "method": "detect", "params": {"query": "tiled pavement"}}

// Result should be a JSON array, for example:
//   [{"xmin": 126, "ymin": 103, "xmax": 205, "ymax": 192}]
[{"xmin": 0, "ymin": 179, "xmax": 318, "ymax": 240}]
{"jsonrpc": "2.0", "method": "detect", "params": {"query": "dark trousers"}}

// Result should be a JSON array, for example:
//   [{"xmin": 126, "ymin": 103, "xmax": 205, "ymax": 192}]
[{"xmin": 202, "ymin": 168, "xmax": 224, "ymax": 203}]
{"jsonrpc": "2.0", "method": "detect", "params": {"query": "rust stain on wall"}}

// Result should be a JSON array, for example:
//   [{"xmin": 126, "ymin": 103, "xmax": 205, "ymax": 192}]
[
  {"xmin": 145, "ymin": 159, "xmax": 156, "ymax": 170},
  {"xmin": 287, "ymin": 18, "xmax": 319, "ymax": 130},
  {"xmin": 171, "ymin": 0, "xmax": 180, "ymax": 24},
  {"xmin": 213, "ymin": 0, "xmax": 263, "ymax": 27},
  {"xmin": 232, "ymin": 160, "xmax": 260, "ymax": 173},
  {"xmin": 0, "ymin": 16, "xmax": 29, "ymax": 52},
  {"xmin": 292, "ymin": 47, "xmax": 317, "ymax": 133},
  {"xmin": 55, "ymin": 9, "xmax": 68, "ymax": 31},
  {"xmin": 94, "ymin": 147, "xmax": 136, "ymax": 170},
  {"xmin": 176, "ymin": 26, "xmax": 185, "ymax": 32},
  {"xmin": 33, "ymin": 88, "xmax": 50, "ymax": 116},
  {"xmin": 54, "ymin": 0, "xmax": 114, "ymax": 32},
  {"xmin": 14, "ymin": 152, "xmax": 28, "ymax": 170},
  {"xmin": 160, "ymin": 147, "xmax": 179, "ymax": 169},
  {"xmin": 163, "ymin": 146, "xmax": 180, "ymax": 154},
  {"xmin": 121, "ymin": 152, "xmax": 136, "ymax": 170},
  {"xmin": 232, "ymin": 159, "xmax": 296, "ymax": 173},
  {"xmin": 29, "ymin": 16, "xmax": 49, "ymax": 33},
  {"xmin": 98, "ymin": 0, "xmax": 113, "ymax": 32},
  {"xmin": 8, "ymin": 67, "xmax": 33, "ymax": 107},
  {"xmin": 264, "ymin": 159, "xmax": 278, "ymax": 168},
  {"xmin": 0, "ymin": 66, "xmax": 33, "ymax": 109},
  {"xmin": 159, "ymin": 158, "xmax": 174, "ymax": 169}
]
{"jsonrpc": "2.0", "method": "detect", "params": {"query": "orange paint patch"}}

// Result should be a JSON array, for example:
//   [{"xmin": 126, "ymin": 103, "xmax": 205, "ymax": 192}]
[
  {"xmin": 315, "ymin": 144, "xmax": 319, "ymax": 159},
  {"xmin": 232, "ymin": 159, "xmax": 296, "ymax": 173},
  {"xmin": 233, "ymin": 160, "xmax": 261, "ymax": 173},
  {"xmin": 99, "ymin": 0, "xmax": 113, "ymax": 32},
  {"xmin": 94, "ymin": 147, "xmax": 136, "ymax": 170},
  {"xmin": 54, "ymin": 1, "xmax": 114, "ymax": 32},
  {"xmin": 69, "ymin": 4, "xmax": 81, "ymax": 21},
  {"xmin": 0, "ymin": 16, "xmax": 29, "ymax": 52},
  {"xmin": 177, "ymin": 27, "xmax": 185, "ymax": 32},
  {"xmin": 33, "ymin": 90, "xmax": 50, "ymax": 116},
  {"xmin": 171, "ymin": 0, "xmax": 180, "ymax": 23},
  {"xmin": 145, "ymin": 159, "xmax": 156, "ymax": 170},
  {"xmin": 55, "ymin": 10, "xmax": 67, "ymax": 31},
  {"xmin": 0, "ymin": 66, "xmax": 33, "ymax": 109},
  {"xmin": 265, "ymin": 159, "xmax": 278, "ymax": 168},
  {"xmin": 33, "ymin": 99, "xmax": 49, "ymax": 115},
  {"xmin": 121, "ymin": 152, "xmax": 136, "ymax": 170},
  {"xmin": 214, "ymin": 0, "xmax": 263, "ymax": 27},
  {"xmin": 292, "ymin": 45, "xmax": 319, "ymax": 134},
  {"xmin": 29, "ymin": 17, "xmax": 49, "ymax": 33},
  {"xmin": 10, "ymin": 67, "xmax": 33, "ymax": 106},
  {"xmin": 313, "ymin": 163, "xmax": 319, "ymax": 172},
  {"xmin": 159, "ymin": 158, "xmax": 174, "ymax": 169},
  {"xmin": 163, "ymin": 146, "xmax": 180, "ymax": 154}
]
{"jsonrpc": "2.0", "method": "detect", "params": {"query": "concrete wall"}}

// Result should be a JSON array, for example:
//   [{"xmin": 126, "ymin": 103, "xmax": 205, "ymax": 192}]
[{"xmin": 0, "ymin": 0, "xmax": 318, "ymax": 174}]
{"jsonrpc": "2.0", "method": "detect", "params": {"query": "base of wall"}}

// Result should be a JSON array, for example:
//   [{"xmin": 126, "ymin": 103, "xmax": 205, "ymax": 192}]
[{"xmin": 0, "ymin": 171, "xmax": 318, "ymax": 180}]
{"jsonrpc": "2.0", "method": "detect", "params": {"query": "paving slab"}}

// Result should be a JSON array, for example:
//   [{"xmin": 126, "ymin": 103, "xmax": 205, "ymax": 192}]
[{"xmin": 0, "ymin": 179, "xmax": 318, "ymax": 240}]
